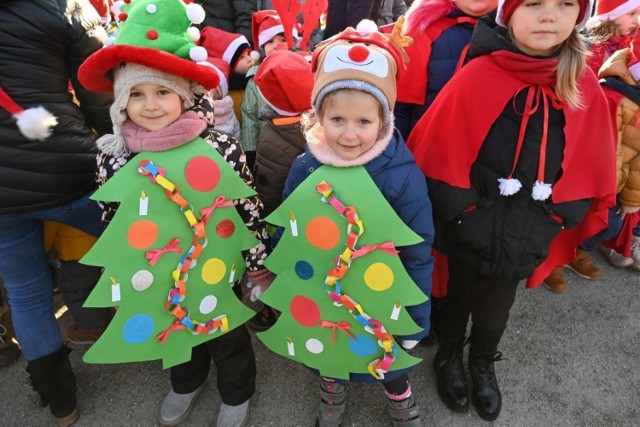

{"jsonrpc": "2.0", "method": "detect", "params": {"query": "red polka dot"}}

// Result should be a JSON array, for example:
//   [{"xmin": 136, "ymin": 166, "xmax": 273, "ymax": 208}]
[
  {"xmin": 216, "ymin": 219, "xmax": 235, "ymax": 238},
  {"xmin": 185, "ymin": 156, "xmax": 220, "ymax": 192},
  {"xmin": 306, "ymin": 216, "xmax": 340, "ymax": 250},
  {"xmin": 127, "ymin": 220, "xmax": 159, "ymax": 250},
  {"xmin": 290, "ymin": 295, "xmax": 320, "ymax": 327},
  {"xmin": 147, "ymin": 30, "xmax": 158, "ymax": 40}
]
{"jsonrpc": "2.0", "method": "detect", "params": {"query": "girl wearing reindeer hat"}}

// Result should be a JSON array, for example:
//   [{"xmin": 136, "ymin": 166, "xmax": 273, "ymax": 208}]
[
  {"xmin": 407, "ymin": 0, "xmax": 616, "ymax": 420},
  {"xmin": 79, "ymin": 0, "xmax": 272, "ymax": 425}
]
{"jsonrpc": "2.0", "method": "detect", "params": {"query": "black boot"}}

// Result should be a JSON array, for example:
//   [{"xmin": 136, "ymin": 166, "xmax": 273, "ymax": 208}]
[
  {"xmin": 27, "ymin": 346, "xmax": 79, "ymax": 427},
  {"xmin": 468, "ymin": 348, "xmax": 503, "ymax": 421},
  {"xmin": 433, "ymin": 340, "xmax": 469, "ymax": 412}
]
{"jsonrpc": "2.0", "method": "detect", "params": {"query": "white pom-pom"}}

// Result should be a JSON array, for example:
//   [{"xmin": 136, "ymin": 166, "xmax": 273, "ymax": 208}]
[
  {"xmin": 189, "ymin": 46, "xmax": 207, "ymax": 62},
  {"xmin": 532, "ymin": 181, "xmax": 552, "ymax": 201},
  {"xmin": 186, "ymin": 3, "xmax": 205, "ymax": 24},
  {"xmin": 250, "ymin": 50, "xmax": 261, "ymax": 62},
  {"xmin": 356, "ymin": 19, "xmax": 378, "ymax": 36},
  {"xmin": 96, "ymin": 134, "xmax": 127, "ymax": 157},
  {"xmin": 146, "ymin": 4, "xmax": 157, "ymax": 14},
  {"xmin": 187, "ymin": 26, "xmax": 200, "ymax": 42},
  {"xmin": 15, "ymin": 107, "xmax": 57, "ymax": 140},
  {"xmin": 497, "ymin": 177, "xmax": 522, "ymax": 197}
]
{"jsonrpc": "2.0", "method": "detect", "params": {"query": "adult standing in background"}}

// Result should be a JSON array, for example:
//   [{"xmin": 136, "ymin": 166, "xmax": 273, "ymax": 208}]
[
  {"xmin": 196, "ymin": 0, "xmax": 257, "ymax": 46},
  {"xmin": 374, "ymin": 0, "xmax": 407, "ymax": 25},
  {"xmin": 323, "ymin": 0, "xmax": 376, "ymax": 39},
  {"xmin": 0, "ymin": 0, "xmax": 112, "ymax": 425}
]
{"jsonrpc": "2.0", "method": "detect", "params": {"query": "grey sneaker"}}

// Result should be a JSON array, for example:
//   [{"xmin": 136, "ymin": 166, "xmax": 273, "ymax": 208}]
[
  {"xmin": 159, "ymin": 385, "xmax": 204, "ymax": 426},
  {"xmin": 216, "ymin": 400, "xmax": 250, "ymax": 427},
  {"xmin": 316, "ymin": 379, "xmax": 347, "ymax": 427},
  {"xmin": 600, "ymin": 246, "xmax": 633, "ymax": 268},
  {"xmin": 387, "ymin": 394, "xmax": 421, "ymax": 426}
]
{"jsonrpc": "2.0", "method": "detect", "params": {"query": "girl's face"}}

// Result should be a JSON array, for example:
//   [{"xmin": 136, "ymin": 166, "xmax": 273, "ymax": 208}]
[
  {"xmin": 126, "ymin": 83, "xmax": 183, "ymax": 131},
  {"xmin": 510, "ymin": 0, "xmax": 580, "ymax": 57},
  {"xmin": 614, "ymin": 7, "xmax": 640, "ymax": 36},
  {"xmin": 455, "ymin": 0, "xmax": 498, "ymax": 17},
  {"xmin": 318, "ymin": 90, "xmax": 382, "ymax": 161},
  {"xmin": 263, "ymin": 34, "xmax": 287, "ymax": 57},
  {"xmin": 233, "ymin": 50, "xmax": 255, "ymax": 75}
]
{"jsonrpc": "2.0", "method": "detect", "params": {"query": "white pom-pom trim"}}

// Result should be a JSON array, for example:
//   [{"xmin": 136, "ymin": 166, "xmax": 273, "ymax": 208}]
[
  {"xmin": 189, "ymin": 46, "xmax": 207, "ymax": 62},
  {"xmin": 497, "ymin": 177, "xmax": 522, "ymax": 197},
  {"xmin": 532, "ymin": 181, "xmax": 552, "ymax": 201},
  {"xmin": 186, "ymin": 3, "xmax": 205, "ymax": 25},
  {"xmin": 250, "ymin": 50, "xmax": 261, "ymax": 62},
  {"xmin": 15, "ymin": 107, "xmax": 58, "ymax": 140},
  {"xmin": 146, "ymin": 4, "xmax": 157, "ymax": 14},
  {"xmin": 187, "ymin": 26, "xmax": 200, "ymax": 42},
  {"xmin": 356, "ymin": 19, "xmax": 378, "ymax": 36}
]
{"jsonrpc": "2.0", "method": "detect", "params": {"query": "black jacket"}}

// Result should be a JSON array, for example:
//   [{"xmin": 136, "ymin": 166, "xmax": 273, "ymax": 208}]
[
  {"xmin": 0, "ymin": 0, "xmax": 113, "ymax": 214},
  {"xmin": 196, "ymin": 0, "xmax": 256, "ymax": 46}
]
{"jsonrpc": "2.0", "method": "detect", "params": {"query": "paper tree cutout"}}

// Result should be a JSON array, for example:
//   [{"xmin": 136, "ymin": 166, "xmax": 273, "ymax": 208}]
[
  {"xmin": 259, "ymin": 166, "xmax": 428, "ymax": 380},
  {"xmin": 81, "ymin": 138, "xmax": 257, "ymax": 368}
]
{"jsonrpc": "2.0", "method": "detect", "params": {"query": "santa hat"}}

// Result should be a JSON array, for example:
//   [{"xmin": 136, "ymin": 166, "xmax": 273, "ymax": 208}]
[
  {"xmin": 204, "ymin": 57, "xmax": 230, "ymax": 97},
  {"xmin": 587, "ymin": 0, "xmax": 640, "ymax": 29},
  {"xmin": 254, "ymin": 50, "xmax": 313, "ymax": 116},
  {"xmin": 251, "ymin": 10, "xmax": 298, "ymax": 51},
  {"xmin": 497, "ymin": 0, "xmax": 594, "ymax": 30},
  {"xmin": 311, "ymin": 19, "xmax": 411, "ymax": 133},
  {"xmin": 79, "ymin": 0, "xmax": 220, "ymax": 94},
  {"xmin": 199, "ymin": 26, "xmax": 251, "ymax": 72},
  {"xmin": 0, "ymin": 86, "xmax": 57, "ymax": 140},
  {"xmin": 628, "ymin": 30, "xmax": 640, "ymax": 80}
]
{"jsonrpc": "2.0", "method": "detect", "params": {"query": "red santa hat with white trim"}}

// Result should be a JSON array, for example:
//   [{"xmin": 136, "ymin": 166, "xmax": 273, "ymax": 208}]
[
  {"xmin": 251, "ymin": 10, "xmax": 298, "ymax": 54},
  {"xmin": 204, "ymin": 57, "xmax": 230, "ymax": 97},
  {"xmin": 199, "ymin": 26, "xmax": 251, "ymax": 72},
  {"xmin": 0, "ymin": 86, "xmax": 57, "ymax": 140},
  {"xmin": 586, "ymin": 0, "xmax": 640, "ymax": 29}
]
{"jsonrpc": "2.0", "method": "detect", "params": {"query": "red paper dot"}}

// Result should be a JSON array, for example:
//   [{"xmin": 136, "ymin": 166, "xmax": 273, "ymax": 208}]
[
  {"xmin": 216, "ymin": 219, "xmax": 235, "ymax": 238},
  {"xmin": 185, "ymin": 156, "xmax": 220, "ymax": 192},
  {"xmin": 290, "ymin": 295, "xmax": 320, "ymax": 327},
  {"xmin": 306, "ymin": 216, "xmax": 340, "ymax": 250},
  {"xmin": 118, "ymin": 12, "xmax": 128, "ymax": 21},
  {"xmin": 127, "ymin": 220, "xmax": 159, "ymax": 250},
  {"xmin": 147, "ymin": 30, "xmax": 158, "ymax": 40}
]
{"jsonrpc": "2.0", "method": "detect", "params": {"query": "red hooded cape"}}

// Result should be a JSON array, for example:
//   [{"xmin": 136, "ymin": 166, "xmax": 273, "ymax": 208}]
[{"xmin": 407, "ymin": 51, "xmax": 617, "ymax": 289}]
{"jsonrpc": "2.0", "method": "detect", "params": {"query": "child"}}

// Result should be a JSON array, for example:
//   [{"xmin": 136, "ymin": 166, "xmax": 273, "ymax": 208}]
[
  {"xmin": 283, "ymin": 20, "xmax": 434, "ymax": 426},
  {"xmin": 406, "ymin": 0, "xmax": 615, "ymax": 420},
  {"xmin": 198, "ymin": 26, "xmax": 257, "ymax": 122},
  {"xmin": 586, "ymin": 0, "xmax": 640, "ymax": 74},
  {"xmin": 78, "ymin": 1, "xmax": 272, "ymax": 425},
  {"xmin": 205, "ymin": 57, "xmax": 242, "ymax": 140},
  {"xmin": 242, "ymin": 9, "xmax": 296, "ymax": 170}
]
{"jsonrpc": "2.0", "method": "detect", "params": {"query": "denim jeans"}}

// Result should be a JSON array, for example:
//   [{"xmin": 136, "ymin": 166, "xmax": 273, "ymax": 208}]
[
  {"xmin": 580, "ymin": 205, "xmax": 624, "ymax": 252},
  {"xmin": 0, "ymin": 194, "xmax": 104, "ymax": 361}
]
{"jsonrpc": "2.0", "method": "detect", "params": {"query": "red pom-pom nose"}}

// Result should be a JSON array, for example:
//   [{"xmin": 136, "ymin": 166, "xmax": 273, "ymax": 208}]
[{"xmin": 348, "ymin": 45, "xmax": 370, "ymax": 63}]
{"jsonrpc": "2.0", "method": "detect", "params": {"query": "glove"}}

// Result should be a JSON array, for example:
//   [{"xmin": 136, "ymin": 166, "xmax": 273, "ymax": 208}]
[{"xmin": 245, "ymin": 269, "xmax": 275, "ymax": 301}]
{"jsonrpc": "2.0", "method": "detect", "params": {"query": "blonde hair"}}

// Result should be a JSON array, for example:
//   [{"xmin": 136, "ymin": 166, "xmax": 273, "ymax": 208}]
[{"xmin": 588, "ymin": 20, "xmax": 618, "ymax": 42}]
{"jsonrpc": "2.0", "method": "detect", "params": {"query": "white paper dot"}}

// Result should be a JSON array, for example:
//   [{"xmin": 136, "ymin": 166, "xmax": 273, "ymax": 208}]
[
  {"xmin": 131, "ymin": 270, "xmax": 153, "ymax": 291},
  {"xmin": 305, "ymin": 338, "xmax": 323, "ymax": 354},
  {"xmin": 199, "ymin": 295, "xmax": 218, "ymax": 314},
  {"xmin": 146, "ymin": 4, "xmax": 157, "ymax": 13}
]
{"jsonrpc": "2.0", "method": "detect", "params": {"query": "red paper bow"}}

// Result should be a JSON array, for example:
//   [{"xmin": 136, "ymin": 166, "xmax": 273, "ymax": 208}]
[
  {"xmin": 156, "ymin": 320, "xmax": 186, "ymax": 344},
  {"xmin": 351, "ymin": 242, "xmax": 399, "ymax": 260},
  {"xmin": 200, "ymin": 195, "xmax": 234, "ymax": 224},
  {"xmin": 145, "ymin": 238, "xmax": 182, "ymax": 266},
  {"xmin": 320, "ymin": 320, "xmax": 354, "ymax": 344}
]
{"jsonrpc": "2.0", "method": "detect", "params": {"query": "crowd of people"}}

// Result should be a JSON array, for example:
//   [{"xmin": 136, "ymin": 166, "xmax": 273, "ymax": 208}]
[{"xmin": 0, "ymin": 0, "xmax": 637, "ymax": 426}]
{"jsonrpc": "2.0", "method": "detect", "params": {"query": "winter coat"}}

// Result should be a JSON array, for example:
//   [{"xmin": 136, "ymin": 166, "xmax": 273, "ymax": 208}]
[
  {"xmin": 323, "ymin": 0, "xmax": 376, "ymax": 39},
  {"xmin": 376, "ymin": 0, "xmax": 407, "ymax": 26},
  {"xmin": 426, "ymin": 16, "xmax": 592, "ymax": 281},
  {"xmin": 195, "ymin": 0, "xmax": 256, "ymax": 46},
  {"xmin": 599, "ymin": 49, "xmax": 640, "ymax": 207},
  {"xmin": 0, "ymin": 0, "xmax": 113, "ymax": 215},
  {"xmin": 240, "ymin": 65, "xmax": 266, "ymax": 152},
  {"xmin": 254, "ymin": 118, "xmax": 306, "ymax": 216},
  {"xmin": 283, "ymin": 130, "xmax": 434, "ymax": 383},
  {"xmin": 213, "ymin": 96, "xmax": 242, "ymax": 141}
]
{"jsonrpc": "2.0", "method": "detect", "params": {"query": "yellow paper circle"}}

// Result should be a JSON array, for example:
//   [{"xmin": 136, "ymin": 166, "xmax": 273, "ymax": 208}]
[
  {"xmin": 364, "ymin": 262, "xmax": 394, "ymax": 291},
  {"xmin": 201, "ymin": 258, "xmax": 226, "ymax": 285}
]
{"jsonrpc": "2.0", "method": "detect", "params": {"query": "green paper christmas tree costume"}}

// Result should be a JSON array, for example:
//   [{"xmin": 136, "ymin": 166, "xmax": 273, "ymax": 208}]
[
  {"xmin": 259, "ymin": 166, "xmax": 428, "ymax": 380},
  {"xmin": 81, "ymin": 138, "xmax": 257, "ymax": 369}
]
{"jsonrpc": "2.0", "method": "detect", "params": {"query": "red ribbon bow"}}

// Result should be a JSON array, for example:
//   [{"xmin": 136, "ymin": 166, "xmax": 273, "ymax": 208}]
[
  {"xmin": 351, "ymin": 242, "xmax": 399, "ymax": 260},
  {"xmin": 156, "ymin": 320, "xmax": 185, "ymax": 344},
  {"xmin": 320, "ymin": 320, "xmax": 354, "ymax": 344},
  {"xmin": 145, "ymin": 238, "xmax": 182, "ymax": 266},
  {"xmin": 200, "ymin": 195, "xmax": 234, "ymax": 224}
]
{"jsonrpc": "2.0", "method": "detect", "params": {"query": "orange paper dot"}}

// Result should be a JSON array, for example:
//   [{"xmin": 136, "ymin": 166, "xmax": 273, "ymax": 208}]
[
  {"xmin": 127, "ymin": 220, "xmax": 159, "ymax": 250},
  {"xmin": 185, "ymin": 156, "xmax": 220, "ymax": 192},
  {"xmin": 305, "ymin": 216, "xmax": 340, "ymax": 250}
]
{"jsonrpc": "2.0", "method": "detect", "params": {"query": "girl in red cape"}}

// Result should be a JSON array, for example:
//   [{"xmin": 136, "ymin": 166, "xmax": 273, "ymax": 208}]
[{"xmin": 406, "ymin": 0, "xmax": 616, "ymax": 421}]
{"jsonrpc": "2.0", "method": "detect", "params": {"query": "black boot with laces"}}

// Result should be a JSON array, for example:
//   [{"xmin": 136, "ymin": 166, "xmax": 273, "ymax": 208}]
[
  {"xmin": 468, "ymin": 348, "xmax": 503, "ymax": 421},
  {"xmin": 433, "ymin": 340, "xmax": 469, "ymax": 412}
]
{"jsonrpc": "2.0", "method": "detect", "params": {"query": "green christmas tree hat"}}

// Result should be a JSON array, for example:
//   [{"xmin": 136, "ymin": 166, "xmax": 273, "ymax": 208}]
[{"xmin": 79, "ymin": 0, "xmax": 219, "ymax": 93}]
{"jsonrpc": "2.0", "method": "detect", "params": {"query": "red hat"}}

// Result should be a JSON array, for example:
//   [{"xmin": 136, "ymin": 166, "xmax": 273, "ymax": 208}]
[
  {"xmin": 251, "ymin": 10, "xmax": 287, "ymax": 49},
  {"xmin": 497, "ymin": 0, "xmax": 593, "ymax": 30},
  {"xmin": 0, "ymin": 86, "xmax": 57, "ymax": 140},
  {"xmin": 628, "ymin": 30, "xmax": 640, "ymax": 81},
  {"xmin": 254, "ymin": 50, "xmax": 313, "ymax": 116},
  {"xmin": 587, "ymin": 0, "xmax": 640, "ymax": 28},
  {"xmin": 199, "ymin": 26, "xmax": 251, "ymax": 70},
  {"xmin": 205, "ymin": 57, "xmax": 230, "ymax": 97}
]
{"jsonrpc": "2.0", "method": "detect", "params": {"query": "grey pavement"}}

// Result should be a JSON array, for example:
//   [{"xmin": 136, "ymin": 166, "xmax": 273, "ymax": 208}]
[{"xmin": 0, "ymin": 248, "xmax": 639, "ymax": 426}]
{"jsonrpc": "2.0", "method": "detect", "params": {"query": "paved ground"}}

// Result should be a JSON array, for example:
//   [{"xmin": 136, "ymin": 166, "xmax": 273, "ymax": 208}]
[{"xmin": 0, "ymin": 248, "xmax": 639, "ymax": 426}]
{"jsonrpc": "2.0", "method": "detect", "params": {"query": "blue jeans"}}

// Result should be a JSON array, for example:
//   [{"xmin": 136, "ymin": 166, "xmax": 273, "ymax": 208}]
[
  {"xmin": 580, "ymin": 205, "xmax": 624, "ymax": 252},
  {"xmin": 0, "ymin": 194, "xmax": 104, "ymax": 361}
]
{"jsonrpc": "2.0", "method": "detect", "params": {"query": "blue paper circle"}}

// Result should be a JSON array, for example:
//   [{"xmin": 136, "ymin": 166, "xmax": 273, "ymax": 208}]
[
  {"xmin": 122, "ymin": 314, "xmax": 154, "ymax": 344},
  {"xmin": 295, "ymin": 260, "xmax": 314, "ymax": 280},
  {"xmin": 348, "ymin": 335, "xmax": 379, "ymax": 357}
]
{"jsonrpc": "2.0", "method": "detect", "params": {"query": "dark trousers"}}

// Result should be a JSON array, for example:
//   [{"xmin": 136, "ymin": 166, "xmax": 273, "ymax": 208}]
[
  {"xmin": 438, "ymin": 255, "xmax": 519, "ymax": 353},
  {"xmin": 170, "ymin": 325, "xmax": 256, "ymax": 405}
]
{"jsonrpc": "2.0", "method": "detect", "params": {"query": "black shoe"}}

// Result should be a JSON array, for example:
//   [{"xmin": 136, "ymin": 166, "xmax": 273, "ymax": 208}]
[
  {"xmin": 469, "ymin": 349, "xmax": 503, "ymax": 421},
  {"xmin": 433, "ymin": 340, "xmax": 469, "ymax": 413},
  {"xmin": 419, "ymin": 325, "xmax": 438, "ymax": 347},
  {"xmin": 246, "ymin": 306, "xmax": 279, "ymax": 332}
]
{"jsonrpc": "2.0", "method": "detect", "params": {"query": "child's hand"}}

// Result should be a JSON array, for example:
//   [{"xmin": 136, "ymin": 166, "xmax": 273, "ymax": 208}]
[
  {"xmin": 246, "ymin": 268, "xmax": 275, "ymax": 301},
  {"xmin": 617, "ymin": 205, "xmax": 640, "ymax": 219}
]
